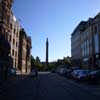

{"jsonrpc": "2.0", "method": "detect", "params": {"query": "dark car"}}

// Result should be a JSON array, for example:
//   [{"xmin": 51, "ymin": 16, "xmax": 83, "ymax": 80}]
[
  {"xmin": 30, "ymin": 69, "xmax": 38, "ymax": 77},
  {"xmin": 88, "ymin": 70, "xmax": 100, "ymax": 83},
  {"xmin": 65, "ymin": 68, "xmax": 73, "ymax": 78},
  {"xmin": 51, "ymin": 69, "xmax": 56, "ymax": 73},
  {"xmin": 71, "ymin": 69, "xmax": 90, "ymax": 81},
  {"xmin": 71, "ymin": 67, "xmax": 80, "ymax": 71},
  {"xmin": 8, "ymin": 68, "xmax": 16, "ymax": 76},
  {"xmin": 76, "ymin": 70, "xmax": 91, "ymax": 81}
]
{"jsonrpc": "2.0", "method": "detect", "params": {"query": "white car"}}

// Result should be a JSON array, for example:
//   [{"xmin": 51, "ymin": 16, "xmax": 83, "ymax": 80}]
[{"xmin": 56, "ymin": 67, "xmax": 67, "ymax": 75}]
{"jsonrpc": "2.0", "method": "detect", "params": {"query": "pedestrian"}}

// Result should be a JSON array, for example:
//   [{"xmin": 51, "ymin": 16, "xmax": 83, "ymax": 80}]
[{"xmin": 33, "ymin": 68, "xmax": 38, "ymax": 80}]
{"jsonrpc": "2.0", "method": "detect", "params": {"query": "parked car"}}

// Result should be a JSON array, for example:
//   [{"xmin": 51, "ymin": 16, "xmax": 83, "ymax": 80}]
[
  {"xmin": 56, "ymin": 67, "xmax": 67, "ymax": 75},
  {"xmin": 8, "ymin": 68, "xmax": 16, "ymax": 76},
  {"xmin": 65, "ymin": 68, "xmax": 73, "ymax": 78},
  {"xmin": 51, "ymin": 69, "xmax": 56, "ymax": 73},
  {"xmin": 77, "ymin": 70, "xmax": 91, "ymax": 81},
  {"xmin": 71, "ymin": 70, "xmax": 80, "ymax": 79},
  {"xmin": 30, "ymin": 69, "xmax": 38, "ymax": 77},
  {"xmin": 71, "ymin": 67, "xmax": 80, "ymax": 71},
  {"xmin": 88, "ymin": 70, "xmax": 100, "ymax": 83},
  {"xmin": 71, "ymin": 70, "xmax": 90, "ymax": 81}
]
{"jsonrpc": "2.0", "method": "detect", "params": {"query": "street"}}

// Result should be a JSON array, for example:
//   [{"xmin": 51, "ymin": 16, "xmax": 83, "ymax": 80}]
[{"xmin": 1, "ymin": 73, "xmax": 100, "ymax": 100}]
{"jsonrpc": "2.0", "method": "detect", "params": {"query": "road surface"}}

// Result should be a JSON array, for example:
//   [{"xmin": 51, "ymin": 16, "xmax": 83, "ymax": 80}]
[{"xmin": 1, "ymin": 73, "xmax": 100, "ymax": 100}]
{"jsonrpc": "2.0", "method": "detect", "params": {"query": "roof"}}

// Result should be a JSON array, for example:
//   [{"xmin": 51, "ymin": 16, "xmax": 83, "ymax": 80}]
[{"xmin": 71, "ymin": 21, "xmax": 87, "ymax": 36}]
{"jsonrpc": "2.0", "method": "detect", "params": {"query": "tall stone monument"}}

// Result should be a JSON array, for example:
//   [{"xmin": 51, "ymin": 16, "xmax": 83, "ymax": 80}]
[{"xmin": 46, "ymin": 38, "xmax": 49, "ymax": 68}]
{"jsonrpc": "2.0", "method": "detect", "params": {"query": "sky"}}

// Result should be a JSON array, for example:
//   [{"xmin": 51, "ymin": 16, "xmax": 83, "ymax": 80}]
[{"xmin": 12, "ymin": 0, "xmax": 100, "ymax": 62}]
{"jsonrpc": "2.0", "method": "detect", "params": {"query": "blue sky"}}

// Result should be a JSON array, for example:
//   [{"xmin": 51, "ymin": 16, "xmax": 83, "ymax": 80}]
[{"xmin": 12, "ymin": 0, "xmax": 100, "ymax": 62}]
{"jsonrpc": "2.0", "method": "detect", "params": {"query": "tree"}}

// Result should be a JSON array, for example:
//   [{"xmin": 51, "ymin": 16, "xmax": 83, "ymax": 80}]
[
  {"xmin": 31, "ymin": 56, "xmax": 43, "ymax": 71},
  {"xmin": 35, "ymin": 56, "xmax": 41, "ymax": 70},
  {"xmin": 63, "ymin": 57, "xmax": 71, "ymax": 66},
  {"xmin": 36, "ymin": 56, "xmax": 40, "ymax": 63},
  {"xmin": 31, "ymin": 55, "xmax": 35, "ymax": 70}
]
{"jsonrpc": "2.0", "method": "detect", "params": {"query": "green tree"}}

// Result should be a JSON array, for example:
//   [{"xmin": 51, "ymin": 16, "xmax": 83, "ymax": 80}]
[
  {"xmin": 31, "ymin": 56, "xmax": 44, "ymax": 71},
  {"xmin": 63, "ymin": 57, "xmax": 71, "ymax": 66},
  {"xmin": 35, "ymin": 56, "xmax": 40, "ymax": 63},
  {"xmin": 31, "ymin": 55, "xmax": 35, "ymax": 70}
]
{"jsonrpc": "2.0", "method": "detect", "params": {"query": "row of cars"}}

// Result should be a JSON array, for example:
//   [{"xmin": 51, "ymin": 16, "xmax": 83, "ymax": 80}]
[
  {"xmin": 55, "ymin": 65, "xmax": 100, "ymax": 84},
  {"xmin": 71, "ymin": 69, "xmax": 100, "ymax": 82}
]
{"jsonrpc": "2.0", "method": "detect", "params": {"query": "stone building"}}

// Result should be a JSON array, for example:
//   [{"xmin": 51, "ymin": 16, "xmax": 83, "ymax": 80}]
[
  {"xmin": 0, "ymin": 0, "xmax": 20, "ymax": 69},
  {"xmin": 0, "ymin": 0, "xmax": 32, "ymax": 74},
  {"xmin": 71, "ymin": 21, "xmax": 87, "ymax": 60},
  {"xmin": 0, "ymin": 0, "xmax": 14, "ymax": 79},
  {"xmin": 0, "ymin": 0, "xmax": 13, "ymax": 39},
  {"xmin": 26, "ymin": 36, "xmax": 32, "ymax": 73},
  {"xmin": 0, "ymin": 0, "xmax": 13, "ymax": 66},
  {"xmin": 71, "ymin": 13, "xmax": 100, "ymax": 69},
  {"xmin": 8, "ymin": 12, "xmax": 20, "ymax": 69},
  {"xmin": 18, "ymin": 28, "xmax": 31, "ymax": 74}
]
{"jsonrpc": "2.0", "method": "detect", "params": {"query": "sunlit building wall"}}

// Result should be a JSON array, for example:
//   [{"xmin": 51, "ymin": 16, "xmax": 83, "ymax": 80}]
[
  {"xmin": 8, "ymin": 12, "xmax": 20, "ymax": 69},
  {"xmin": 71, "ymin": 13, "xmax": 100, "ymax": 68},
  {"xmin": 18, "ymin": 29, "xmax": 31, "ymax": 74}
]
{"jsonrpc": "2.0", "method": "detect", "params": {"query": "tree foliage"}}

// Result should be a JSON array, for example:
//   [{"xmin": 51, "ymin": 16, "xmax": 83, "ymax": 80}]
[
  {"xmin": 31, "ymin": 56, "xmax": 44, "ymax": 71},
  {"xmin": 31, "ymin": 55, "xmax": 72, "ymax": 71}
]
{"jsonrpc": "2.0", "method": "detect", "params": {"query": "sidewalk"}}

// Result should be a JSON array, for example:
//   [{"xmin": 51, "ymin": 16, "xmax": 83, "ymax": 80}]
[{"xmin": 0, "ymin": 76, "xmax": 16, "ymax": 97}]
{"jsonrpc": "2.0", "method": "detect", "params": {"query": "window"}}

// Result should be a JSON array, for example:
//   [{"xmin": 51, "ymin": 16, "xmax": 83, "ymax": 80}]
[
  {"xmin": 7, "ymin": 17, "xmax": 9, "ymax": 25},
  {"xmin": 14, "ymin": 28, "xmax": 16, "ymax": 34},
  {"xmin": 15, "ymin": 59, "xmax": 16, "ymax": 68},
  {"xmin": 16, "ymin": 42, "xmax": 17, "ymax": 47},
  {"xmin": 10, "ymin": 24, "xmax": 12, "ymax": 29},
  {"xmin": 94, "ymin": 26, "xmax": 97, "ymax": 33},
  {"xmin": 9, "ymin": 35, "xmax": 11, "ymax": 42},
  {"xmin": 15, "ymin": 51, "xmax": 17, "ymax": 56},
  {"xmin": 13, "ymin": 38, "xmax": 15, "ymax": 45},
  {"xmin": 86, "ymin": 40, "xmax": 89, "ymax": 56},
  {"xmin": 12, "ymin": 49, "xmax": 14, "ymax": 56},
  {"xmin": 94, "ymin": 33, "xmax": 99, "ymax": 53},
  {"xmin": 16, "ymin": 32, "xmax": 18, "ymax": 37}
]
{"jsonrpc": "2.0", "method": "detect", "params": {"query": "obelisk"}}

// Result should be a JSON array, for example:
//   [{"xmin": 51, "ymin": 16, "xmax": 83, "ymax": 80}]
[{"xmin": 46, "ymin": 38, "xmax": 49, "ymax": 68}]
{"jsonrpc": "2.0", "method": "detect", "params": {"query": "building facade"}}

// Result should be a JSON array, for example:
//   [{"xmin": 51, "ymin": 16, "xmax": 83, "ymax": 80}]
[
  {"xmin": 0, "ymin": 0, "xmax": 20, "ymax": 69},
  {"xmin": 8, "ymin": 12, "xmax": 20, "ymax": 69},
  {"xmin": 26, "ymin": 37, "xmax": 31, "ymax": 73},
  {"xmin": 71, "ymin": 13, "xmax": 100, "ymax": 69},
  {"xmin": 18, "ymin": 29, "xmax": 31, "ymax": 74},
  {"xmin": 0, "ymin": 0, "xmax": 32, "ymax": 74},
  {"xmin": 0, "ymin": 0, "xmax": 13, "ymax": 39}
]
